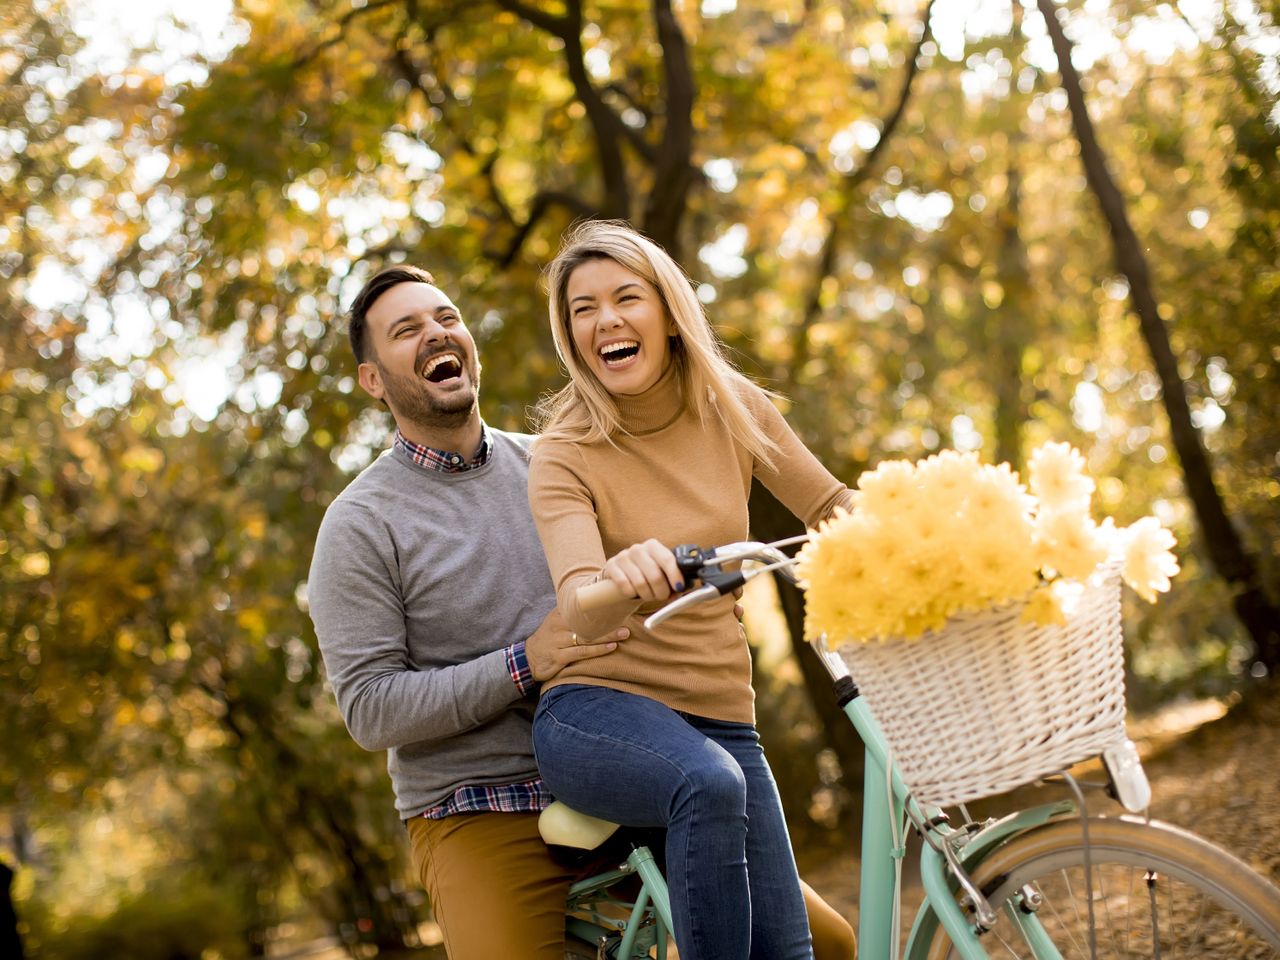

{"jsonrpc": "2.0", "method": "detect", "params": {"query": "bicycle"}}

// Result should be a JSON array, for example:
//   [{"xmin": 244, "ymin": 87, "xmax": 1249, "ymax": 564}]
[{"xmin": 544, "ymin": 537, "xmax": 1280, "ymax": 959}]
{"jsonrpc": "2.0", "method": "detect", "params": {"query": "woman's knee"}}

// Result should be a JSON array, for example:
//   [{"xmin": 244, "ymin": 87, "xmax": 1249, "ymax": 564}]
[{"xmin": 675, "ymin": 753, "xmax": 747, "ymax": 817}]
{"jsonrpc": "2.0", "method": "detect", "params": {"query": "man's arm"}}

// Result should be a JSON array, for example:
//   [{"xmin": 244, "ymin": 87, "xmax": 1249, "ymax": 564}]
[{"xmin": 307, "ymin": 501, "xmax": 531, "ymax": 752}]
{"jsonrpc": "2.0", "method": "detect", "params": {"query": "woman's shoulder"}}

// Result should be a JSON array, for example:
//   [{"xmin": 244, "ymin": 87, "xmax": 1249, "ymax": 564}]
[
  {"xmin": 530, "ymin": 431, "xmax": 585, "ymax": 460},
  {"xmin": 528, "ymin": 433, "xmax": 592, "ymax": 481},
  {"xmin": 726, "ymin": 374, "xmax": 784, "ymax": 420}
]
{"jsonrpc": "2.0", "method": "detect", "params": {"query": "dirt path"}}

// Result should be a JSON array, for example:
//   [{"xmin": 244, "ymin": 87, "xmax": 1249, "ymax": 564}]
[
  {"xmin": 276, "ymin": 689, "xmax": 1279, "ymax": 959},
  {"xmin": 798, "ymin": 688, "xmax": 1280, "ymax": 941}
]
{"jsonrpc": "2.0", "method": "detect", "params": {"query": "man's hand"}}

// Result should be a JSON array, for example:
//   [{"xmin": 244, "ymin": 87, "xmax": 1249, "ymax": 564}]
[{"xmin": 526, "ymin": 609, "xmax": 629, "ymax": 682}]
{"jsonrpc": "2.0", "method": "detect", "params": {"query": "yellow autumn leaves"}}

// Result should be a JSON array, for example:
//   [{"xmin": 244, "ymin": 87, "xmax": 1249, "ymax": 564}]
[{"xmin": 796, "ymin": 443, "xmax": 1181, "ymax": 645}]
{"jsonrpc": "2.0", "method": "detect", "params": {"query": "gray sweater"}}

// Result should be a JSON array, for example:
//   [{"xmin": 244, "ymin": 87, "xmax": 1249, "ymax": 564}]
[{"xmin": 307, "ymin": 429, "xmax": 556, "ymax": 818}]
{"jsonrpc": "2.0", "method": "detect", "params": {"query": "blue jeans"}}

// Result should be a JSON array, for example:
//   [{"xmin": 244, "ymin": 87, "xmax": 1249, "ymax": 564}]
[{"xmin": 533, "ymin": 684, "xmax": 814, "ymax": 960}]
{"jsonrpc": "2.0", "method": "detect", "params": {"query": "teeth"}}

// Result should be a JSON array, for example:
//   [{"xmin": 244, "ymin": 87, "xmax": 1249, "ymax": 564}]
[
  {"xmin": 599, "ymin": 340, "xmax": 638, "ymax": 359},
  {"xmin": 422, "ymin": 354, "xmax": 461, "ymax": 377}
]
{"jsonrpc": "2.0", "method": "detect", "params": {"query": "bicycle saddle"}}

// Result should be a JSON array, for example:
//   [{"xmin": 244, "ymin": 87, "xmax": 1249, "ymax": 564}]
[{"xmin": 538, "ymin": 801, "xmax": 620, "ymax": 850}]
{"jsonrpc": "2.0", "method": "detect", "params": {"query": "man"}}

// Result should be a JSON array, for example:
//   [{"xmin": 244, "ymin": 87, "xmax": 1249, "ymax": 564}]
[{"xmin": 307, "ymin": 266, "xmax": 854, "ymax": 959}]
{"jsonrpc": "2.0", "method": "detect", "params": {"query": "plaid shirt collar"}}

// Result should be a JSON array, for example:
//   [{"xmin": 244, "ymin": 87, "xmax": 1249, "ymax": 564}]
[{"xmin": 394, "ymin": 425, "xmax": 493, "ymax": 474}]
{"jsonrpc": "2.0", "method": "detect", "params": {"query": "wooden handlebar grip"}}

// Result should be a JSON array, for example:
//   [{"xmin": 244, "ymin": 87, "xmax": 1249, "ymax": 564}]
[{"xmin": 576, "ymin": 578, "xmax": 631, "ymax": 612}]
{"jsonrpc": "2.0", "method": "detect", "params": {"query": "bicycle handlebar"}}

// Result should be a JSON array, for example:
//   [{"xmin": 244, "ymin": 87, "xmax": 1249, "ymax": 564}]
[
  {"xmin": 572, "ymin": 538, "xmax": 808, "ymax": 629},
  {"xmin": 576, "ymin": 577, "xmax": 632, "ymax": 612}
]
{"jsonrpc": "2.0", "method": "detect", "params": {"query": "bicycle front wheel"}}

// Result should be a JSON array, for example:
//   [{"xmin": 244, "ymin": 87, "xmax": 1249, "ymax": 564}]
[{"xmin": 927, "ymin": 816, "xmax": 1280, "ymax": 958}]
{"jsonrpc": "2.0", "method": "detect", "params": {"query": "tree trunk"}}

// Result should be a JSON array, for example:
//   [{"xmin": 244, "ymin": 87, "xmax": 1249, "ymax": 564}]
[
  {"xmin": 0, "ymin": 861, "xmax": 23, "ymax": 960},
  {"xmin": 748, "ymin": 482, "xmax": 865, "ymax": 808},
  {"xmin": 642, "ymin": 0, "xmax": 697, "ymax": 260},
  {"xmin": 992, "ymin": 161, "xmax": 1030, "ymax": 469},
  {"xmin": 1037, "ymin": 0, "xmax": 1280, "ymax": 674}
]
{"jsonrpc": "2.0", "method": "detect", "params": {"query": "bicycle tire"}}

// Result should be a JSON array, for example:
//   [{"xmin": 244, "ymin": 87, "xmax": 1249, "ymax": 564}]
[{"xmin": 926, "ymin": 816, "xmax": 1280, "ymax": 958}]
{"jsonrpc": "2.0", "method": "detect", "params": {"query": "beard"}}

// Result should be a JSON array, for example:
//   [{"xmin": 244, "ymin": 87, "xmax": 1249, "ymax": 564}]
[{"xmin": 375, "ymin": 355, "xmax": 481, "ymax": 431}]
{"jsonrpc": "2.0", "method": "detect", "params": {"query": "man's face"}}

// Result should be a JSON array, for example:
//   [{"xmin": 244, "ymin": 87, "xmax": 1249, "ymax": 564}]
[{"xmin": 357, "ymin": 282, "xmax": 481, "ymax": 430}]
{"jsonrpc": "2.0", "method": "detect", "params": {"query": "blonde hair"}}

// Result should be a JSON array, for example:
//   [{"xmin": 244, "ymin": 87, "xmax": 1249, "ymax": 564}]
[{"xmin": 534, "ymin": 220, "xmax": 780, "ymax": 469}]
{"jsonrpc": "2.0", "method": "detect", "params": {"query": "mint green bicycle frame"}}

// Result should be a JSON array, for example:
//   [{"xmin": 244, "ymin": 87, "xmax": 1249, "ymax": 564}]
[
  {"xmin": 843, "ymin": 682, "xmax": 1071, "ymax": 960},
  {"xmin": 562, "ymin": 645, "xmax": 1076, "ymax": 960}
]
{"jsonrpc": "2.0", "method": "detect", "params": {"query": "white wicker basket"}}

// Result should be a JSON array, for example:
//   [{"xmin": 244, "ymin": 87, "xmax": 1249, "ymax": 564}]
[{"xmin": 836, "ymin": 565, "xmax": 1128, "ymax": 809}]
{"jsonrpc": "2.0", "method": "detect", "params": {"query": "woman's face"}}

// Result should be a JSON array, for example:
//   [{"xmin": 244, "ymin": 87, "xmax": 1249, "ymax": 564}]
[{"xmin": 566, "ymin": 257, "xmax": 676, "ymax": 397}]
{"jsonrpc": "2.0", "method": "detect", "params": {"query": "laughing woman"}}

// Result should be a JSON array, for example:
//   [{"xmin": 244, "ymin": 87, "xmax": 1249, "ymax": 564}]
[{"xmin": 528, "ymin": 221, "xmax": 855, "ymax": 960}]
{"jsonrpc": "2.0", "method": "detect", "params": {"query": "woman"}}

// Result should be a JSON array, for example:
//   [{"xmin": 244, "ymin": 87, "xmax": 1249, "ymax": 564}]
[{"xmin": 528, "ymin": 221, "xmax": 855, "ymax": 960}]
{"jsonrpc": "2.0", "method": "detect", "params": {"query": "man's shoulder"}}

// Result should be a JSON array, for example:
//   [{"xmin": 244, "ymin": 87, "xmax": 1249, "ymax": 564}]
[
  {"xmin": 488, "ymin": 426, "xmax": 536, "ymax": 459},
  {"xmin": 310, "ymin": 455, "xmax": 382, "ymax": 541},
  {"xmin": 329, "ymin": 448, "xmax": 403, "ymax": 509}
]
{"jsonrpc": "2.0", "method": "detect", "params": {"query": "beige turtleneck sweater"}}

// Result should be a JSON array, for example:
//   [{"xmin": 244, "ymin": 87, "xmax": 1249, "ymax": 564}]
[{"xmin": 527, "ymin": 365, "xmax": 853, "ymax": 723}]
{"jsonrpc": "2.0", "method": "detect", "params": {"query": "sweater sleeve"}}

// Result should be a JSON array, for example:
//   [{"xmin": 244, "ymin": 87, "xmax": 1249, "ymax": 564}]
[
  {"xmin": 307, "ymin": 500, "xmax": 525, "ymax": 752},
  {"xmin": 743, "ymin": 383, "xmax": 855, "ymax": 526},
  {"xmin": 527, "ymin": 440, "xmax": 642, "ymax": 637}
]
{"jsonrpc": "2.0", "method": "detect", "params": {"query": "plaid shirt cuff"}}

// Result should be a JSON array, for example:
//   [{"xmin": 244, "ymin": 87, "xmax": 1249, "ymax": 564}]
[{"xmin": 505, "ymin": 641, "xmax": 536, "ymax": 696}]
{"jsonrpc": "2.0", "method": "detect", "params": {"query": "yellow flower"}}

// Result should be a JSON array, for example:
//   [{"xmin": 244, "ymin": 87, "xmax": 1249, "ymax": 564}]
[
  {"xmin": 1121, "ymin": 516, "xmax": 1179, "ymax": 602},
  {"xmin": 800, "ymin": 443, "xmax": 1177, "ymax": 646},
  {"xmin": 1028, "ymin": 442, "xmax": 1095, "ymax": 512},
  {"xmin": 1022, "ymin": 585, "xmax": 1067, "ymax": 627},
  {"xmin": 855, "ymin": 459, "xmax": 918, "ymax": 517},
  {"xmin": 916, "ymin": 450, "xmax": 980, "ymax": 511},
  {"xmin": 965, "ymin": 463, "xmax": 1035, "ymax": 532},
  {"xmin": 1035, "ymin": 508, "xmax": 1110, "ymax": 580}
]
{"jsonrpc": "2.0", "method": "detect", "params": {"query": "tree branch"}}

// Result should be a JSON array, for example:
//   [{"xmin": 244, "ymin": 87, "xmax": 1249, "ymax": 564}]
[
  {"xmin": 491, "ymin": 0, "xmax": 569, "ymax": 36},
  {"xmin": 495, "ymin": 0, "xmax": 632, "ymax": 219},
  {"xmin": 601, "ymin": 82, "xmax": 658, "ymax": 164},
  {"xmin": 388, "ymin": 41, "xmax": 517, "ymax": 230},
  {"xmin": 793, "ymin": 0, "xmax": 935, "ymax": 363},
  {"xmin": 290, "ymin": 0, "xmax": 404, "ymax": 70},
  {"xmin": 393, "ymin": 13, "xmax": 601, "ymax": 265},
  {"xmin": 642, "ymin": 0, "xmax": 697, "ymax": 257},
  {"xmin": 489, "ymin": 190, "xmax": 600, "ymax": 268}
]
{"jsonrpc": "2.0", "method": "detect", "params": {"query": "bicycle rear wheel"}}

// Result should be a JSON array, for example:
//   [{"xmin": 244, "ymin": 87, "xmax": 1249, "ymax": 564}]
[{"xmin": 927, "ymin": 817, "xmax": 1280, "ymax": 958}]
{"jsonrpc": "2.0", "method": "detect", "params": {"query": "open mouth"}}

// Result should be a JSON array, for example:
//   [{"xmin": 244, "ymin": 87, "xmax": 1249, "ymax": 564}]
[
  {"xmin": 598, "ymin": 340, "xmax": 640, "ymax": 368},
  {"xmin": 421, "ymin": 352, "xmax": 464, "ymax": 383}
]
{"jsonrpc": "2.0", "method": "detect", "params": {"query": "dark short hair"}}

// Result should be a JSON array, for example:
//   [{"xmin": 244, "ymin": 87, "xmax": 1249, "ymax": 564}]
[{"xmin": 347, "ymin": 265, "xmax": 437, "ymax": 365}]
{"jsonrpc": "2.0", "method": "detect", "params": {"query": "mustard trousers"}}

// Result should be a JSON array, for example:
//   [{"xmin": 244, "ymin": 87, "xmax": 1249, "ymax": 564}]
[{"xmin": 408, "ymin": 811, "xmax": 855, "ymax": 960}]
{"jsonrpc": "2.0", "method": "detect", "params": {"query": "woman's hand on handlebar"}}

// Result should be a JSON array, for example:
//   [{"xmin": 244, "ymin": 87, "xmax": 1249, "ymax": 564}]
[{"xmin": 600, "ymin": 539, "xmax": 684, "ymax": 604}]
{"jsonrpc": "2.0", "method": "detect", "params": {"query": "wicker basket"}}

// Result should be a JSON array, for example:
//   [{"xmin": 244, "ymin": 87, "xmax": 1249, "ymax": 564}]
[{"xmin": 836, "ymin": 565, "xmax": 1128, "ymax": 809}]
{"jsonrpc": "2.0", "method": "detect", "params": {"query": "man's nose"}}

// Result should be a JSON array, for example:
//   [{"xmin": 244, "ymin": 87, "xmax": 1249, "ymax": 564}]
[{"xmin": 421, "ymin": 318, "xmax": 449, "ymax": 341}]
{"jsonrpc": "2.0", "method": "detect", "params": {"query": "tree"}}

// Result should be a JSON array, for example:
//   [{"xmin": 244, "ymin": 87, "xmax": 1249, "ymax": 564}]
[
  {"xmin": 1036, "ymin": 0, "xmax": 1280, "ymax": 674},
  {"xmin": 5, "ymin": 1, "xmax": 1279, "ymax": 951}
]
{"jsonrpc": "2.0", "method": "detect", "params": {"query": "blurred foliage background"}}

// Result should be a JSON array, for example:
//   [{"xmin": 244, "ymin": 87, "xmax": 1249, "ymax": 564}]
[{"xmin": 1, "ymin": 0, "xmax": 1276, "ymax": 955}]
